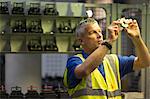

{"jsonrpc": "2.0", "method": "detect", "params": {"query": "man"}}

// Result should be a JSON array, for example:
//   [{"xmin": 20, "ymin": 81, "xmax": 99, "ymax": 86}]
[{"xmin": 63, "ymin": 18, "xmax": 150, "ymax": 99}]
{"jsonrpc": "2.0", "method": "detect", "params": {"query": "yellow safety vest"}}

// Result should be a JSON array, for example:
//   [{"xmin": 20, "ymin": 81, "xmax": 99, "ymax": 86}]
[{"xmin": 63, "ymin": 54, "xmax": 122, "ymax": 99}]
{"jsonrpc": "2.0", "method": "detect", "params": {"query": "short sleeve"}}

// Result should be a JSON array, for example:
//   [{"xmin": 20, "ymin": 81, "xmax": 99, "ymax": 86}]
[
  {"xmin": 66, "ymin": 56, "xmax": 82, "ymax": 88},
  {"xmin": 118, "ymin": 55, "xmax": 135, "ymax": 78}
]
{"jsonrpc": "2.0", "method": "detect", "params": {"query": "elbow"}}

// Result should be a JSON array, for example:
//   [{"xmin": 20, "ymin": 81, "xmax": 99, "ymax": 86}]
[
  {"xmin": 141, "ymin": 61, "xmax": 150, "ymax": 68},
  {"xmin": 142, "ymin": 60, "xmax": 150, "ymax": 68},
  {"xmin": 75, "ymin": 69, "xmax": 88, "ymax": 79},
  {"xmin": 83, "ymin": 69, "xmax": 90, "ymax": 76},
  {"xmin": 135, "ymin": 57, "xmax": 150, "ymax": 69},
  {"xmin": 146, "ymin": 56, "xmax": 150, "ymax": 67},
  {"xmin": 75, "ymin": 64, "xmax": 97, "ymax": 78},
  {"xmin": 75, "ymin": 66, "xmax": 90, "ymax": 79},
  {"xmin": 140, "ymin": 55, "xmax": 150, "ymax": 68},
  {"xmin": 78, "ymin": 68, "xmax": 90, "ymax": 77},
  {"xmin": 144, "ymin": 63, "xmax": 150, "ymax": 68},
  {"xmin": 82, "ymin": 67, "xmax": 96, "ymax": 76},
  {"xmin": 147, "ymin": 61, "xmax": 150, "ymax": 67}
]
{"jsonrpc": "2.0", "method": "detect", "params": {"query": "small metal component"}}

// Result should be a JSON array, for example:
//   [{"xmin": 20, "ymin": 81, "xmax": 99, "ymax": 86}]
[
  {"xmin": 118, "ymin": 17, "xmax": 132, "ymax": 28},
  {"xmin": 12, "ymin": 2, "xmax": 24, "ymax": 14},
  {"xmin": 44, "ymin": 4, "xmax": 59, "ymax": 15},
  {"xmin": 28, "ymin": 3, "xmax": 41, "ymax": 15},
  {"xmin": 27, "ymin": 39, "xmax": 42, "ymax": 51},
  {"xmin": 9, "ymin": 86, "xmax": 24, "ymax": 98},
  {"xmin": 0, "ymin": 2, "xmax": 9, "ymax": 14}
]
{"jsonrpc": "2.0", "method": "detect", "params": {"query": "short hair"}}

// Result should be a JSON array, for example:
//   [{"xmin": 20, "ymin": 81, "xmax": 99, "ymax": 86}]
[{"xmin": 75, "ymin": 18, "xmax": 98, "ymax": 38}]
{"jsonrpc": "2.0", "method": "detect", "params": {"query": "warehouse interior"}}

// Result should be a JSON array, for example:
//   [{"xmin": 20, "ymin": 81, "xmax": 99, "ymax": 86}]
[{"xmin": 0, "ymin": 0, "xmax": 150, "ymax": 99}]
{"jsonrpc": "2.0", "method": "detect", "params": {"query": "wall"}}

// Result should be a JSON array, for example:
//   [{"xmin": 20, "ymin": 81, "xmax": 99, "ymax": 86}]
[{"xmin": 5, "ymin": 54, "xmax": 41, "ymax": 93}]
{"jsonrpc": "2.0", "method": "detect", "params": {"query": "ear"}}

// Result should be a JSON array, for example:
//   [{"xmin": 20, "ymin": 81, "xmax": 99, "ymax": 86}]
[
  {"xmin": 79, "ymin": 39, "xmax": 84, "ymax": 45},
  {"xmin": 77, "ymin": 38, "xmax": 83, "ymax": 45}
]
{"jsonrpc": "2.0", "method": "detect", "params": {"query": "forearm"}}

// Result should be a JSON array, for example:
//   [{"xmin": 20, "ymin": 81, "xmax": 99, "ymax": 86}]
[
  {"xmin": 132, "ymin": 36, "xmax": 150, "ymax": 69},
  {"xmin": 75, "ymin": 44, "xmax": 110, "ymax": 78},
  {"xmin": 84, "ymin": 45, "xmax": 109, "ymax": 73}
]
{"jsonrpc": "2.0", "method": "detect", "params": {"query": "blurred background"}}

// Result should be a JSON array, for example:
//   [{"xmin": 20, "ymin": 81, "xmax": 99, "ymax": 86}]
[{"xmin": 0, "ymin": 0, "xmax": 150, "ymax": 99}]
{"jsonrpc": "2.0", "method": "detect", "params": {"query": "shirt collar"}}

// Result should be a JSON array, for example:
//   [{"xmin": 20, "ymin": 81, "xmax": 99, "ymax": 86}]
[{"xmin": 82, "ymin": 50, "xmax": 89, "ymax": 59}]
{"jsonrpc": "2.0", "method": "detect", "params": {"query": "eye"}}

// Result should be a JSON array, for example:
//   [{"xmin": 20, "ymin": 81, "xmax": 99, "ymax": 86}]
[
  {"xmin": 98, "ymin": 31, "xmax": 101, "ymax": 34},
  {"xmin": 95, "ymin": 30, "xmax": 102, "ymax": 34},
  {"xmin": 88, "ymin": 30, "xmax": 101, "ymax": 35},
  {"xmin": 93, "ymin": 30, "xmax": 97, "ymax": 33},
  {"xmin": 88, "ymin": 31, "xmax": 95, "ymax": 35}
]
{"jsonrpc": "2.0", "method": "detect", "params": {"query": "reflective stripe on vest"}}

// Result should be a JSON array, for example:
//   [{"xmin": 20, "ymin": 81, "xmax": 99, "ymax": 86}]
[{"xmin": 72, "ymin": 88, "xmax": 121, "ymax": 98}]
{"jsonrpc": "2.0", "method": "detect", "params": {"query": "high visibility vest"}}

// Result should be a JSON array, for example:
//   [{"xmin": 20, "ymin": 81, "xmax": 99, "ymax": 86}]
[{"xmin": 63, "ymin": 54, "xmax": 122, "ymax": 99}]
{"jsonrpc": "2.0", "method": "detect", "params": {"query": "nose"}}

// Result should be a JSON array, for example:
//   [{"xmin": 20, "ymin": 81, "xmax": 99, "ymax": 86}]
[{"xmin": 97, "ymin": 32, "xmax": 102, "ymax": 39}]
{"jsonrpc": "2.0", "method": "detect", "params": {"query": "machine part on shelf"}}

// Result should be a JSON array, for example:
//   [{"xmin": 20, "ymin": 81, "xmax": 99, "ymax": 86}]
[
  {"xmin": 44, "ymin": 3, "xmax": 59, "ymax": 15},
  {"xmin": 27, "ymin": 39, "xmax": 42, "ymax": 51},
  {"xmin": 41, "ymin": 85, "xmax": 54, "ymax": 92},
  {"xmin": 0, "ymin": 85, "xmax": 9, "ymax": 98},
  {"xmin": 25, "ymin": 85, "xmax": 40, "ymax": 99},
  {"xmin": 40, "ymin": 85, "xmax": 57, "ymax": 98},
  {"xmin": 12, "ymin": 20, "xmax": 27, "ymax": 33},
  {"xmin": 58, "ymin": 20, "xmax": 73, "ymax": 33},
  {"xmin": 43, "ymin": 37, "xmax": 58, "ymax": 51},
  {"xmin": 9, "ymin": 86, "xmax": 24, "ymax": 98},
  {"xmin": 28, "ymin": 3, "xmax": 41, "ymax": 15},
  {"xmin": 28, "ymin": 19, "xmax": 43, "ymax": 33},
  {"xmin": 12, "ymin": 2, "xmax": 24, "ymax": 15},
  {"xmin": 0, "ymin": 2, "xmax": 9, "ymax": 14},
  {"xmin": 55, "ymin": 83, "xmax": 71, "ymax": 99}
]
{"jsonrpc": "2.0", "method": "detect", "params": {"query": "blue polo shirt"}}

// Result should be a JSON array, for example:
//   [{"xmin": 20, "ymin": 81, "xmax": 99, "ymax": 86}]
[{"xmin": 66, "ymin": 51, "xmax": 135, "ymax": 88}]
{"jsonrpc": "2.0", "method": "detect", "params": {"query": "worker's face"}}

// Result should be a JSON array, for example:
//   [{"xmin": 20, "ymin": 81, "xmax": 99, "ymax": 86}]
[{"xmin": 80, "ymin": 23, "xmax": 103, "ymax": 53}]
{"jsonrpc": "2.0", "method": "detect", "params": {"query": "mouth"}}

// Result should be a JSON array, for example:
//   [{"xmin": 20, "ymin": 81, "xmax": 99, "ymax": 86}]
[
  {"xmin": 98, "ymin": 42, "xmax": 101, "ymax": 45},
  {"xmin": 98, "ymin": 40, "xmax": 102, "ymax": 45}
]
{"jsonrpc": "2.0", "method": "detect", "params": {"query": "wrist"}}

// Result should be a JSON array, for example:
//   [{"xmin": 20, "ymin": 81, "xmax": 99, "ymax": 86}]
[
  {"xmin": 104, "ymin": 39, "xmax": 114, "ymax": 45},
  {"xmin": 132, "ymin": 36, "xmax": 143, "ymax": 46},
  {"xmin": 131, "ymin": 35, "xmax": 142, "ymax": 41},
  {"xmin": 101, "ymin": 41, "xmax": 112, "ymax": 50}
]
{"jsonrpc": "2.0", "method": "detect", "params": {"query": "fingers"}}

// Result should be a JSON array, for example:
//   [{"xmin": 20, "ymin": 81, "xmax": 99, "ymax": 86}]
[
  {"xmin": 108, "ymin": 19, "xmax": 139, "ymax": 36},
  {"xmin": 112, "ymin": 20, "xmax": 121, "ymax": 24},
  {"xmin": 128, "ymin": 20, "xmax": 138, "ymax": 27},
  {"xmin": 111, "ymin": 20, "xmax": 124, "ymax": 31},
  {"xmin": 108, "ymin": 25, "xmax": 120, "ymax": 36},
  {"xmin": 108, "ymin": 23, "xmax": 121, "ymax": 33}
]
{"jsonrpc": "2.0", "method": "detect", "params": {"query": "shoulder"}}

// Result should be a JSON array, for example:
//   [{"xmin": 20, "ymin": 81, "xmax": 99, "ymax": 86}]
[{"xmin": 118, "ymin": 55, "xmax": 135, "ymax": 63}]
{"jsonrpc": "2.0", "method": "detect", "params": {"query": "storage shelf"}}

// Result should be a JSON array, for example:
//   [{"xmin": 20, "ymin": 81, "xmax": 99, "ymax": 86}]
[
  {"xmin": 0, "ymin": 14, "xmax": 87, "ymax": 19},
  {"xmin": 0, "ymin": 4, "xmax": 83, "ymax": 54},
  {"xmin": 0, "ymin": 51, "xmax": 81, "ymax": 54},
  {"xmin": 0, "ymin": 33, "xmax": 75, "ymax": 38}
]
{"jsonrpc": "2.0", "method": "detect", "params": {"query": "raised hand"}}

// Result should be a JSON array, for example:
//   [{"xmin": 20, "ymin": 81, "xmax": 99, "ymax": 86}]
[
  {"xmin": 107, "ymin": 20, "xmax": 121, "ymax": 43},
  {"xmin": 124, "ymin": 19, "xmax": 141, "ymax": 39}
]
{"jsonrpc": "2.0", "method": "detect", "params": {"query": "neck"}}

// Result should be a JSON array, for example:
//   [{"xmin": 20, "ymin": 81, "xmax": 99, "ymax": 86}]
[{"xmin": 83, "ymin": 47, "xmax": 98, "ymax": 55}]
